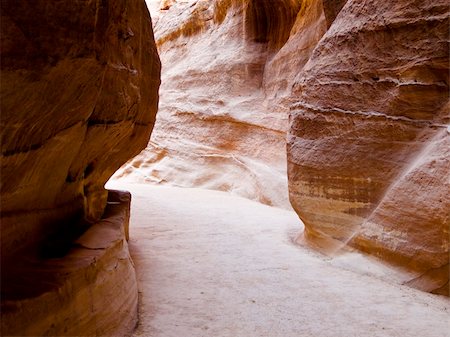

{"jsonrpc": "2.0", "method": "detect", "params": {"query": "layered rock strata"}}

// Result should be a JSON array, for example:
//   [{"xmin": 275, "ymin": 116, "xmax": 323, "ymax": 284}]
[
  {"xmin": 1, "ymin": 191, "xmax": 137, "ymax": 337},
  {"xmin": 124, "ymin": 0, "xmax": 354, "ymax": 209},
  {"xmin": 114, "ymin": 0, "xmax": 313, "ymax": 208},
  {"xmin": 287, "ymin": 0, "xmax": 449, "ymax": 294},
  {"xmin": 1, "ymin": 0, "xmax": 160, "ymax": 334},
  {"xmin": 133, "ymin": 0, "xmax": 448, "ymax": 294}
]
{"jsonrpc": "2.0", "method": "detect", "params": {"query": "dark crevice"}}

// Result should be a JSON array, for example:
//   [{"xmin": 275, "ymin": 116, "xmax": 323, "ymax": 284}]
[
  {"xmin": 322, "ymin": 0, "xmax": 348, "ymax": 28},
  {"xmin": 87, "ymin": 118, "xmax": 152, "ymax": 127},
  {"xmin": 2, "ymin": 142, "xmax": 43, "ymax": 157},
  {"xmin": 84, "ymin": 162, "xmax": 95, "ymax": 178},
  {"xmin": 39, "ymin": 212, "xmax": 89, "ymax": 259},
  {"xmin": 87, "ymin": 119, "xmax": 124, "ymax": 126},
  {"xmin": 244, "ymin": 0, "xmax": 301, "ymax": 50}
]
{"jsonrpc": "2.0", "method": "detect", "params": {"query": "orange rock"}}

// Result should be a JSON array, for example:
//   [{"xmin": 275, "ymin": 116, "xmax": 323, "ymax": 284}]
[
  {"xmin": 1, "ymin": 0, "xmax": 160, "ymax": 334},
  {"xmin": 1, "ymin": 0, "xmax": 160, "ymax": 257},
  {"xmin": 1, "ymin": 191, "xmax": 138, "ymax": 336},
  {"xmin": 287, "ymin": 0, "xmax": 449, "ymax": 294},
  {"xmin": 160, "ymin": 0, "xmax": 176, "ymax": 11},
  {"xmin": 117, "ymin": 0, "xmax": 449, "ymax": 295},
  {"xmin": 113, "ymin": 0, "xmax": 308, "ymax": 208}
]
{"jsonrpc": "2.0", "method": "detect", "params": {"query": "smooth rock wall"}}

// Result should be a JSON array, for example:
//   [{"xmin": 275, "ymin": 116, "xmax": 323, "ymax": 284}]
[
  {"xmin": 287, "ymin": 0, "xmax": 449, "ymax": 294},
  {"xmin": 1, "ymin": 0, "xmax": 161, "ymax": 334},
  {"xmin": 114, "ymin": 0, "xmax": 310, "ymax": 208},
  {"xmin": 1, "ymin": 0, "xmax": 161, "ymax": 257},
  {"xmin": 1, "ymin": 191, "xmax": 138, "ymax": 337},
  {"xmin": 115, "ymin": 0, "xmax": 449, "ymax": 294}
]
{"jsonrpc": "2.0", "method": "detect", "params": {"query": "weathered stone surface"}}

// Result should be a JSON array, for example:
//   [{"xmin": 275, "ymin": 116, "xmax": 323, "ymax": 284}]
[
  {"xmin": 114, "ymin": 0, "xmax": 448, "ymax": 295},
  {"xmin": 322, "ymin": 0, "xmax": 347, "ymax": 28},
  {"xmin": 287, "ymin": 0, "xmax": 449, "ymax": 294},
  {"xmin": 1, "ymin": 191, "xmax": 138, "ymax": 337},
  {"xmin": 114, "ymin": 0, "xmax": 307, "ymax": 208},
  {"xmin": 263, "ymin": 0, "xmax": 327, "ymax": 100},
  {"xmin": 1, "ymin": 0, "xmax": 160, "ymax": 257},
  {"xmin": 1, "ymin": 0, "xmax": 160, "ymax": 334}
]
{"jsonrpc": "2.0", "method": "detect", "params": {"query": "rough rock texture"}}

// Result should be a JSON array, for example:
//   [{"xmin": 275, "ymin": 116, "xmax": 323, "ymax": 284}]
[
  {"xmin": 1, "ymin": 0, "xmax": 160, "ymax": 257},
  {"xmin": 287, "ymin": 0, "xmax": 449, "ymax": 294},
  {"xmin": 112, "ymin": 0, "xmax": 448, "ymax": 294},
  {"xmin": 113, "ymin": 0, "xmax": 316, "ymax": 208},
  {"xmin": 1, "ymin": 191, "xmax": 138, "ymax": 337},
  {"xmin": 1, "ymin": 0, "xmax": 160, "ymax": 334}
]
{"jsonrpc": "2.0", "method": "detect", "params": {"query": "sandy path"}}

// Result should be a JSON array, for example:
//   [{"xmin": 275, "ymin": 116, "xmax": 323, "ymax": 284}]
[{"xmin": 107, "ymin": 183, "xmax": 450, "ymax": 337}]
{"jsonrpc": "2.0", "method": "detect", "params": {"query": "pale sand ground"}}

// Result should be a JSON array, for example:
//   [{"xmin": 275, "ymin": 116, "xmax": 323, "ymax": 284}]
[{"xmin": 106, "ymin": 182, "xmax": 450, "ymax": 337}]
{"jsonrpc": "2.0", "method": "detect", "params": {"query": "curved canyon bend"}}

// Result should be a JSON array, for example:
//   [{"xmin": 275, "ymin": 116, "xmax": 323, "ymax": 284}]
[{"xmin": 1, "ymin": 0, "xmax": 449, "ymax": 336}]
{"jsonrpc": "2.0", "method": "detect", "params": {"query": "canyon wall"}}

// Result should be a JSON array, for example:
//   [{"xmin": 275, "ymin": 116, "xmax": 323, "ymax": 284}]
[
  {"xmin": 1, "ymin": 0, "xmax": 160, "ymax": 335},
  {"xmin": 116, "ymin": 0, "xmax": 365, "ymax": 211},
  {"xmin": 287, "ymin": 0, "xmax": 449, "ymax": 294},
  {"xmin": 122, "ymin": 0, "xmax": 449, "ymax": 294},
  {"xmin": 114, "ymin": 0, "xmax": 312, "ymax": 208}
]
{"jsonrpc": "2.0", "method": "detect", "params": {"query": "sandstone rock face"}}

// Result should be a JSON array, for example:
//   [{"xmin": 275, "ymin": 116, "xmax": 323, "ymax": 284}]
[
  {"xmin": 287, "ymin": 0, "xmax": 449, "ymax": 294},
  {"xmin": 114, "ymin": 0, "xmax": 316, "ymax": 208},
  {"xmin": 111, "ymin": 0, "xmax": 448, "ymax": 294},
  {"xmin": 1, "ymin": 0, "xmax": 160, "ymax": 334},
  {"xmin": 1, "ymin": 191, "xmax": 138, "ymax": 337},
  {"xmin": 1, "ymin": 0, "xmax": 160, "ymax": 258}
]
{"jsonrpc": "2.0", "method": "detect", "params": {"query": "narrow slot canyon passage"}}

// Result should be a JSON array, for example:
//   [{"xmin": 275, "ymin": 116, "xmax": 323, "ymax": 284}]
[
  {"xmin": 107, "ymin": 182, "xmax": 449, "ymax": 337},
  {"xmin": 1, "ymin": 0, "xmax": 449, "ymax": 335}
]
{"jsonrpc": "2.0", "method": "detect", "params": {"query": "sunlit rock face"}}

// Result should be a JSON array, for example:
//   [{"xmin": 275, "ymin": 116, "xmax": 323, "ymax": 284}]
[
  {"xmin": 0, "ymin": 0, "xmax": 161, "ymax": 334},
  {"xmin": 287, "ymin": 0, "xmax": 449, "ymax": 294},
  {"xmin": 114, "ymin": 0, "xmax": 311, "ymax": 208},
  {"xmin": 113, "ymin": 0, "xmax": 448, "ymax": 294}
]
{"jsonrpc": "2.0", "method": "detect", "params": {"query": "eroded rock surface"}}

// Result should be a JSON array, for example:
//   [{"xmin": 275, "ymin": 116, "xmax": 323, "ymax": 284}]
[
  {"xmin": 1, "ymin": 0, "xmax": 160, "ymax": 334},
  {"xmin": 114, "ymin": 0, "xmax": 448, "ymax": 294},
  {"xmin": 111, "ymin": 0, "xmax": 449, "ymax": 295},
  {"xmin": 287, "ymin": 0, "xmax": 449, "ymax": 294},
  {"xmin": 114, "ymin": 0, "xmax": 316, "ymax": 208},
  {"xmin": 1, "ymin": 191, "xmax": 138, "ymax": 337},
  {"xmin": 1, "ymin": 0, "xmax": 160, "ymax": 259}
]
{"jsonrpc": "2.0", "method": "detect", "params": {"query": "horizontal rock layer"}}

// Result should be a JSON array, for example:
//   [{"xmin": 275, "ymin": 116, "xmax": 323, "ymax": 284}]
[
  {"xmin": 287, "ymin": 0, "xmax": 449, "ymax": 294},
  {"xmin": 114, "ymin": 0, "xmax": 314, "ymax": 208},
  {"xmin": 1, "ymin": 191, "xmax": 138, "ymax": 337},
  {"xmin": 127, "ymin": 0, "xmax": 448, "ymax": 294},
  {"xmin": 1, "ymin": 0, "xmax": 160, "ymax": 334}
]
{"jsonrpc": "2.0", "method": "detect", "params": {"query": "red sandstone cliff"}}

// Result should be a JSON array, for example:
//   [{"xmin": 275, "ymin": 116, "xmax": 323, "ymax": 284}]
[
  {"xmin": 287, "ymin": 0, "xmax": 449, "ymax": 295},
  {"xmin": 0, "ymin": 0, "xmax": 161, "ymax": 335},
  {"xmin": 113, "ymin": 0, "xmax": 308, "ymax": 208},
  {"xmin": 122, "ymin": 0, "xmax": 448, "ymax": 294}
]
